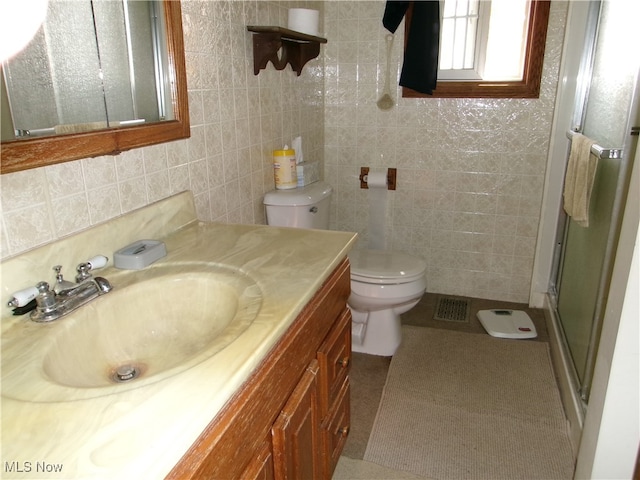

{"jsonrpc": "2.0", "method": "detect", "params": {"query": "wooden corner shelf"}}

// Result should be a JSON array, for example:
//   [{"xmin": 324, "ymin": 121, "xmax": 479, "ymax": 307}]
[{"xmin": 247, "ymin": 26, "xmax": 327, "ymax": 76}]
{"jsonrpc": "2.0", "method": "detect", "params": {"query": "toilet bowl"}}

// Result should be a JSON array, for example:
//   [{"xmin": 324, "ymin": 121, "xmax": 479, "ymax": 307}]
[
  {"xmin": 348, "ymin": 249, "xmax": 427, "ymax": 356},
  {"xmin": 263, "ymin": 181, "xmax": 427, "ymax": 356}
]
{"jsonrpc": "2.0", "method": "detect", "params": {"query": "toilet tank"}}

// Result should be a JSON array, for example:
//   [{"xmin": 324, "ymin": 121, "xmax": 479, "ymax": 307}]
[{"xmin": 264, "ymin": 182, "xmax": 332, "ymax": 229}]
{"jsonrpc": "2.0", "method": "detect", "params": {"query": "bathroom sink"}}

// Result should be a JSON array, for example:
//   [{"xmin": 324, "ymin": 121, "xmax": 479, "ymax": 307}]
[{"xmin": 2, "ymin": 265, "xmax": 262, "ymax": 402}]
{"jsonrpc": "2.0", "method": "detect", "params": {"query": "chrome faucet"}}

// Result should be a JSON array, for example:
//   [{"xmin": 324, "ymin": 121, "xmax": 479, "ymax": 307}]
[
  {"xmin": 53, "ymin": 265, "xmax": 76, "ymax": 294},
  {"xmin": 7, "ymin": 255, "xmax": 112, "ymax": 323}
]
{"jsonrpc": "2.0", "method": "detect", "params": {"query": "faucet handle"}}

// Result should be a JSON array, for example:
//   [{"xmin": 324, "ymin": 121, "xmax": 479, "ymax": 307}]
[
  {"xmin": 7, "ymin": 286, "xmax": 39, "ymax": 308},
  {"xmin": 86, "ymin": 255, "xmax": 108, "ymax": 270},
  {"xmin": 75, "ymin": 255, "xmax": 109, "ymax": 282},
  {"xmin": 75, "ymin": 264, "xmax": 92, "ymax": 282}
]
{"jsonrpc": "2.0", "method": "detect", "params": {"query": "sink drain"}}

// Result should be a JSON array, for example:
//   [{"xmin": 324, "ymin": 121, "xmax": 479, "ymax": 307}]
[{"xmin": 111, "ymin": 363, "xmax": 142, "ymax": 383}]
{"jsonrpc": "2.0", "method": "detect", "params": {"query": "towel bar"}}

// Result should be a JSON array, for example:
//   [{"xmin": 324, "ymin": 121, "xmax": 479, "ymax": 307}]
[{"xmin": 566, "ymin": 130, "xmax": 623, "ymax": 159}]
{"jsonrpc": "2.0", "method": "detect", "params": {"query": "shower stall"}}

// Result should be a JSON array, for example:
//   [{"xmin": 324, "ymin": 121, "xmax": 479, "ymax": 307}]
[{"xmin": 550, "ymin": 0, "xmax": 639, "ymax": 412}]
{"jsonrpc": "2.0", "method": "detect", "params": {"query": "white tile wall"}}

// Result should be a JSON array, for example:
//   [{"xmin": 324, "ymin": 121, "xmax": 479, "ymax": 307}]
[
  {"xmin": 0, "ymin": 0, "xmax": 568, "ymax": 304},
  {"xmin": 324, "ymin": 1, "xmax": 568, "ymax": 302},
  {"xmin": 0, "ymin": 0, "xmax": 325, "ymax": 259}
]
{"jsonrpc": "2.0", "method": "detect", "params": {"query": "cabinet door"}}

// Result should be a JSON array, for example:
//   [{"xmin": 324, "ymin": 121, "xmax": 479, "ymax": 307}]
[
  {"xmin": 272, "ymin": 360, "xmax": 321, "ymax": 480},
  {"xmin": 241, "ymin": 437, "xmax": 274, "ymax": 480}
]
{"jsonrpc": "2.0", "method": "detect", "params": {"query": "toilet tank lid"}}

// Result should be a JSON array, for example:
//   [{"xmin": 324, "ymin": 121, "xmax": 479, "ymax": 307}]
[{"xmin": 263, "ymin": 181, "xmax": 332, "ymax": 206}]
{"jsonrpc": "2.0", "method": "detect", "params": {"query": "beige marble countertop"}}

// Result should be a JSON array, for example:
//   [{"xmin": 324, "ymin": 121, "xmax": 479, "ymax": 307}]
[{"xmin": 1, "ymin": 192, "xmax": 357, "ymax": 479}]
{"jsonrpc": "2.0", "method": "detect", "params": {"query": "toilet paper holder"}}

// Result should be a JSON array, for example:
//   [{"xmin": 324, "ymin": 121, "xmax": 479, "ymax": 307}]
[{"xmin": 359, "ymin": 167, "xmax": 396, "ymax": 190}]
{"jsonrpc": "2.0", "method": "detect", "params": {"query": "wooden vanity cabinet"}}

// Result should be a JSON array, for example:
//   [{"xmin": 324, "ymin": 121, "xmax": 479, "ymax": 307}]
[
  {"xmin": 317, "ymin": 309, "xmax": 352, "ymax": 477},
  {"xmin": 240, "ymin": 437, "xmax": 275, "ymax": 480},
  {"xmin": 272, "ymin": 361, "xmax": 321, "ymax": 479},
  {"xmin": 166, "ymin": 258, "xmax": 352, "ymax": 480},
  {"xmin": 321, "ymin": 378, "xmax": 350, "ymax": 476}
]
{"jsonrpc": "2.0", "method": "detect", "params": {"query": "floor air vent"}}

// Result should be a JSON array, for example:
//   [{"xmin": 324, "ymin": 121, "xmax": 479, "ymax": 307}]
[{"xmin": 433, "ymin": 297, "xmax": 470, "ymax": 323}]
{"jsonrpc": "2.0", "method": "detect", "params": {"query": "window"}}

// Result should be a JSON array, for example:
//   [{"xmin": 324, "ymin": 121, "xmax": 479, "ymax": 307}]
[
  {"xmin": 403, "ymin": 0, "xmax": 550, "ymax": 98},
  {"xmin": 438, "ymin": 0, "xmax": 490, "ymax": 79}
]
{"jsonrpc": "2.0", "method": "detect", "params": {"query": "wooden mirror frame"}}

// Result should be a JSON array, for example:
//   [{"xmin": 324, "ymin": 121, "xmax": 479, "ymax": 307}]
[
  {"xmin": 403, "ymin": 0, "xmax": 551, "ymax": 99},
  {"xmin": 0, "ymin": 1, "xmax": 189, "ymax": 175}
]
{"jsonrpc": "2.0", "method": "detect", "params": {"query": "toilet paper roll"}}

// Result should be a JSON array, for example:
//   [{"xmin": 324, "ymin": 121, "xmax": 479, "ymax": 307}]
[
  {"xmin": 288, "ymin": 8, "xmax": 319, "ymax": 37},
  {"xmin": 367, "ymin": 172, "xmax": 388, "ymax": 250}
]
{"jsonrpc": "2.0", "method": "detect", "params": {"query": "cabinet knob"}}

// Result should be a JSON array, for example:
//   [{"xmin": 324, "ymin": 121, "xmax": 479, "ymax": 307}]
[
  {"xmin": 337, "ymin": 357, "xmax": 350, "ymax": 369},
  {"xmin": 339, "ymin": 426, "xmax": 350, "ymax": 437}
]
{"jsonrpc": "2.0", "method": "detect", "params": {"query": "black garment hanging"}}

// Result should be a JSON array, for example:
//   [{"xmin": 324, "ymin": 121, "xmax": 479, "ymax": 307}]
[{"xmin": 383, "ymin": 1, "xmax": 440, "ymax": 95}]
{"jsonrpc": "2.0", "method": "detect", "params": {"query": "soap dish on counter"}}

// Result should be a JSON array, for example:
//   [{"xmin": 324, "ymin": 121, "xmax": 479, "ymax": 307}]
[{"xmin": 114, "ymin": 240, "xmax": 167, "ymax": 270}]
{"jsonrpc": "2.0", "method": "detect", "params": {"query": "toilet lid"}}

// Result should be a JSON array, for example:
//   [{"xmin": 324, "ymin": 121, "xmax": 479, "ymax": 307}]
[{"xmin": 349, "ymin": 249, "xmax": 426, "ymax": 284}]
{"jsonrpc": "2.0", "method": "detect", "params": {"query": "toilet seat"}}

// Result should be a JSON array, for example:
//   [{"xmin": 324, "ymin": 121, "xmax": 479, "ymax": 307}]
[
  {"xmin": 349, "ymin": 277, "xmax": 427, "ymax": 311},
  {"xmin": 349, "ymin": 249, "xmax": 426, "ymax": 284}
]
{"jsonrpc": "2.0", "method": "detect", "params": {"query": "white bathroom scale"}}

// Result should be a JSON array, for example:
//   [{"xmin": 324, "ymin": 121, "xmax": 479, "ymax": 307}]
[{"xmin": 477, "ymin": 309, "xmax": 537, "ymax": 339}]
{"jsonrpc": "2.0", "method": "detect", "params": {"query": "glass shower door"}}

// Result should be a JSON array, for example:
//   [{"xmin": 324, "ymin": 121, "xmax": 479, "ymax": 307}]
[{"xmin": 555, "ymin": 0, "xmax": 639, "ymax": 403}]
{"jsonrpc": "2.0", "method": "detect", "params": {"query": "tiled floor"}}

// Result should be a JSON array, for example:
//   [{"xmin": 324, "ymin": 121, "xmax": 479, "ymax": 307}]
[
  {"xmin": 342, "ymin": 292, "xmax": 549, "ymax": 460},
  {"xmin": 403, "ymin": 292, "xmax": 549, "ymax": 342}
]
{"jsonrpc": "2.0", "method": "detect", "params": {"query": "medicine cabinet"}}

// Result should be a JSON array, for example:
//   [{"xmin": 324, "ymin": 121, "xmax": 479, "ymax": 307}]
[{"xmin": 0, "ymin": 0, "xmax": 189, "ymax": 175}]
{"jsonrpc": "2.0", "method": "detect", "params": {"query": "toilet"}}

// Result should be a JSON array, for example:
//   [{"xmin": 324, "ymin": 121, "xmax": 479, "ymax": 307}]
[{"xmin": 264, "ymin": 181, "xmax": 427, "ymax": 356}]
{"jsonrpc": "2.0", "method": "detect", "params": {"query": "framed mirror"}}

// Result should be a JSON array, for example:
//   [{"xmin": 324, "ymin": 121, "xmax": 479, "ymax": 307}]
[{"xmin": 0, "ymin": 0, "xmax": 189, "ymax": 175}]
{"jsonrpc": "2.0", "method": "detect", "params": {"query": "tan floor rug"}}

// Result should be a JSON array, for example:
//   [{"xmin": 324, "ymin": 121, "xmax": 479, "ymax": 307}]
[{"xmin": 364, "ymin": 326, "xmax": 575, "ymax": 479}]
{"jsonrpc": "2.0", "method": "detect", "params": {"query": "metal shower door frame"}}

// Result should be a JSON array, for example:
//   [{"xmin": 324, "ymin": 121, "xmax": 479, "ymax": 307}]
[{"xmin": 551, "ymin": 0, "xmax": 640, "ymax": 405}]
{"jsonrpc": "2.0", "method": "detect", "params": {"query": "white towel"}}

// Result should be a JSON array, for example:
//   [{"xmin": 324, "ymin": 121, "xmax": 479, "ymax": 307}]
[{"xmin": 563, "ymin": 133, "xmax": 598, "ymax": 227}]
